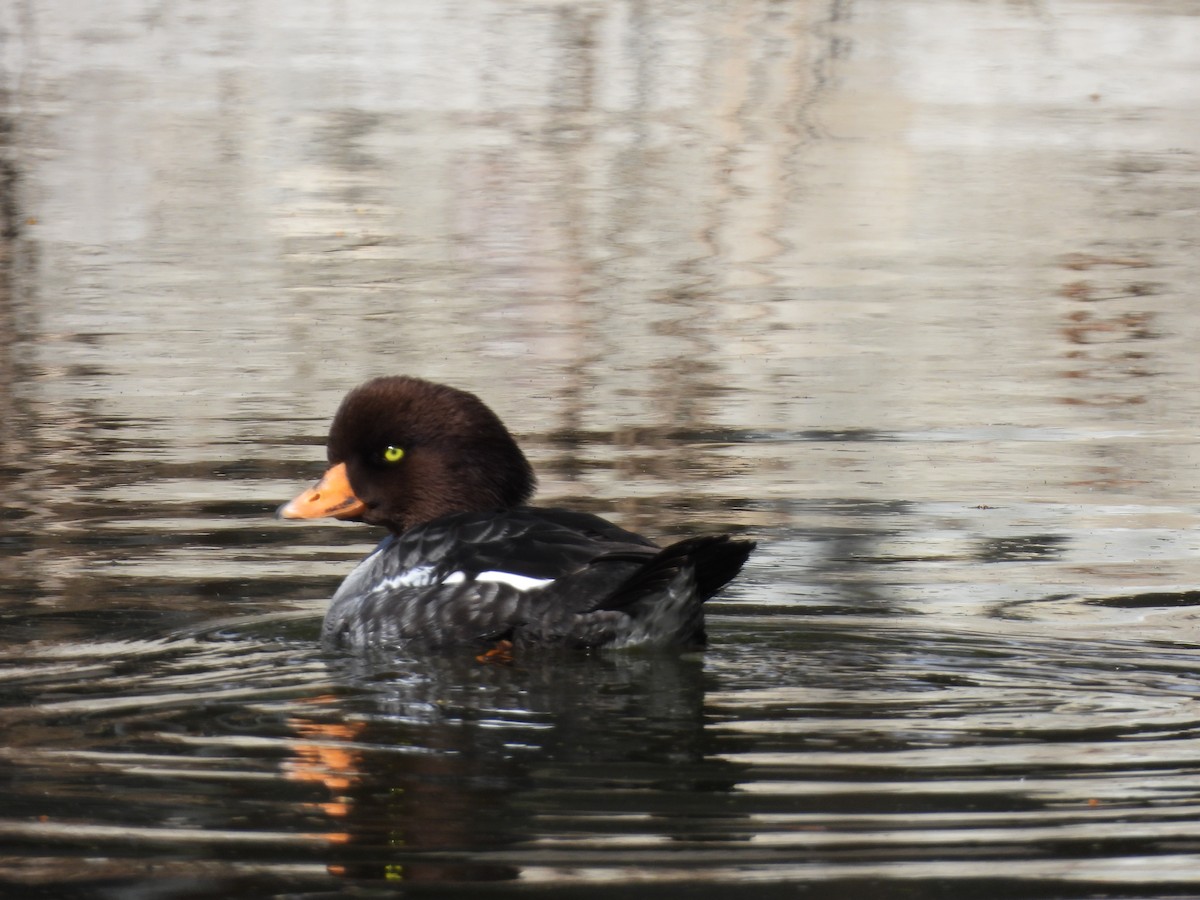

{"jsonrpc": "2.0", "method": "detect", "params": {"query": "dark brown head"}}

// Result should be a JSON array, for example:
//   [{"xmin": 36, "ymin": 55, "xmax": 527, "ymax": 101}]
[{"xmin": 279, "ymin": 376, "xmax": 536, "ymax": 533}]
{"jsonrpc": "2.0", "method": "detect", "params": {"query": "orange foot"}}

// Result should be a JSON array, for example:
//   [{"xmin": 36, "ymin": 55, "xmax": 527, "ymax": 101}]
[{"xmin": 475, "ymin": 639, "xmax": 514, "ymax": 664}]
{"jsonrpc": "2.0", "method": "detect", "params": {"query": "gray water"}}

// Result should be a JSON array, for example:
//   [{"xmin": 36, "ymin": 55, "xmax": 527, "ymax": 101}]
[{"xmin": 3, "ymin": 0, "xmax": 1200, "ymax": 896}]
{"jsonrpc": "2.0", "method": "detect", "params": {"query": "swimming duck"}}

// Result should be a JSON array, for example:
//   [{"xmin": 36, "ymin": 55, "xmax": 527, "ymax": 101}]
[{"xmin": 279, "ymin": 376, "xmax": 755, "ymax": 652}]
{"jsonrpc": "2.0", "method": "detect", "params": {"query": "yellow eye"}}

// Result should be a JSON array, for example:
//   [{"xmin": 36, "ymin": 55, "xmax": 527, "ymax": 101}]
[{"xmin": 383, "ymin": 445, "xmax": 405, "ymax": 463}]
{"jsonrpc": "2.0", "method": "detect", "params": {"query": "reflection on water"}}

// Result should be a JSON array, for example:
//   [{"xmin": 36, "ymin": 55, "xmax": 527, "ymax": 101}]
[
  {"xmin": 2, "ymin": 0, "xmax": 1200, "ymax": 896},
  {"xmin": 307, "ymin": 650, "xmax": 714, "ymax": 884},
  {"xmin": 8, "ymin": 620, "xmax": 1200, "ymax": 895}
]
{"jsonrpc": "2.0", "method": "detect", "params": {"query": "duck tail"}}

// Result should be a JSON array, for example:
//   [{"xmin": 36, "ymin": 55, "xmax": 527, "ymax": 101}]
[
  {"xmin": 590, "ymin": 534, "xmax": 754, "ymax": 647},
  {"xmin": 691, "ymin": 535, "xmax": 757, "ymax": 600},
  {"xmin": 599, "ymin": 534, "xmax": 756, "ymax": 612}
]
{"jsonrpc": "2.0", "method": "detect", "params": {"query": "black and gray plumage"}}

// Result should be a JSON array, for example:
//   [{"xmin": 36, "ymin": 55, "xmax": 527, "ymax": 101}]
[{"xmin": 278, "ymin": 376, "xmax": 755, "ymax": 653}]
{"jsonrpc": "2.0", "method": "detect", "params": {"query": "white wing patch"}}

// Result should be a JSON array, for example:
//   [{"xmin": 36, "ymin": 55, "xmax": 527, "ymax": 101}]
[
  {"xmin": 379, "ymin": 565, "xmax": 440, "ymax": 591},
  {"xmin": 443, "ymin": 570, "xmax": 553, "ymax": 590},
  {"xmin": 377, "ymin": 566, "xmax": 553, "ymax": 593}
]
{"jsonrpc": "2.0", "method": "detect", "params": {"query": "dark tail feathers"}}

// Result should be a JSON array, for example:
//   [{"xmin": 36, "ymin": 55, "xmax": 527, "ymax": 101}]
[{"xmin": 599, "ymin": 535, "xmax": 756, "ymax": 612}]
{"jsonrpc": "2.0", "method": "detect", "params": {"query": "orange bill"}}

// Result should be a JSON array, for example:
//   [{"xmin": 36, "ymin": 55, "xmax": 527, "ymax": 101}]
[{"xmin": 278, "ymin": 462, "xmax": 367, "ymax": 520}]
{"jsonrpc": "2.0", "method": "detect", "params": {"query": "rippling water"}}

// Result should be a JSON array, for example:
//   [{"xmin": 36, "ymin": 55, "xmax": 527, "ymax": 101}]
[{"xmin": 3, "ymin": 0, "xmax": 1200, "ymax": 896}]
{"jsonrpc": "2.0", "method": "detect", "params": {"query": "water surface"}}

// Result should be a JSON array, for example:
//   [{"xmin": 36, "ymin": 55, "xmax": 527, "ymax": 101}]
[{"xmin": 2, "ymin": 0, "xmax": 1200, "ymax": 896}]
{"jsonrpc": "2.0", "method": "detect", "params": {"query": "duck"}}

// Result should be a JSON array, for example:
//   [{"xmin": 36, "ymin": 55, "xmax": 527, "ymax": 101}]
[{"xmin": 278, "ymin": 376, "xmax": 755, "ymax": 652}]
